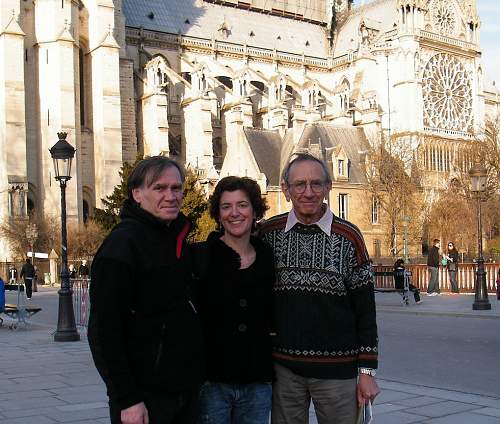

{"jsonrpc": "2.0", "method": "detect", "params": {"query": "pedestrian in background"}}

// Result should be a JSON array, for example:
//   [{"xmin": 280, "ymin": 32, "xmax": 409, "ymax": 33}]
[
  {"xmin": 20, "ymin": 258, "xmax": 35, "ymax": 299},
  {"xmin": 443, "ymin": 242, "xmax": 460, "ymax": 294},
  {"xmin": 78, "ymin": 259, "xmax": 89, "ymax": 278},
  {"xmin": 427, "ymin": 239, "xmax": 441, "ymax": 296},
  {"xmin": 394, "ymin": 259, "xmax": 422, "ymax": 304},
  {"xmin": 69, "ymin": 264, "xmax": 77, "ymax": 279},
  {"xmin": 8, "ymin": 265, "xmax": 17, "ymax": 284},
  {"xmin": 193, "ymin": 176, "xmax": 275, "ymax": 424}
]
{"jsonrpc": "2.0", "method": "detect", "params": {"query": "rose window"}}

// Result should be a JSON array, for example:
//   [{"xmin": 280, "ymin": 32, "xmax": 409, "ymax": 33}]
[
  {"xmin": 422, "ymin": 53, "xmax": 473, "ymax": 132},
  {"xmin": 431, "ymin": 1, "xmax": 457, "ymax": 36}
]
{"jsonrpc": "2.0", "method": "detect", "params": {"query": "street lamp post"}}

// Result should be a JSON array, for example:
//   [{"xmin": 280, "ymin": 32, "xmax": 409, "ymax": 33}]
[
  {"xmin": 50, "ymin": 132, "xmax": 80, "ymax": 341},
  {"xmin": 402, "ymin": 216, "xmax": 410, "ymax": 264},
  {"xmin": 25, "ymin": 223, "xmax": 38, "ymax": 291},
  {"xmin": 469, "ymin": 164, "xmax": 491, "ymax": 311}
]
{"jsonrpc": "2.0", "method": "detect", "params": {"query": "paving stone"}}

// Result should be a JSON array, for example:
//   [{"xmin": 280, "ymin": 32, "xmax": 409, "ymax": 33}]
[
  {"xmin": 45, "ymin": 406, "xmax": 110, "ymax": 422},
  {"xmin": 2, "ymin": 407, "xmax": 56, "ymax": 419},
  {"xmin": 372, "ymin": 402, "xmax": 409, "ymax": 414},
  {"xmin": 395, "ymin": 396, "xmax": 444, "ymax": 407},
  {"xmin": 475, "ymin": 408, "xmax": 500, "ymax": 418},
  {"xmin": 375, "ymin": 389, "xmax": 417, "ymax": 403},
  {"xmin": 0, "ymin": 390, "xmax": 55, "ymax": 402},
  {"xmin": 55, "ymin": 392, "xmax": 107, "ymax": 404},
  {"xmin": 55, "ymin": 402, "xmax": 108, "ymax": 412},
  {"xmin": 370, "ymin": 410, "xmax": 427, "ymax": 423},
  {"xmin": 420, "ymin": 411, "xmax": 500, "ymax": 423},
  {"xmin": 1, "ymin": 416, "xmax": 56, "ymax": 424},
  {"xmin": 0, "ymin": 396, "xmax": 67, "ymax": 411},
  {"xmin": 405, "ymin": 400, "xmax": 481, "ymax": 418}
]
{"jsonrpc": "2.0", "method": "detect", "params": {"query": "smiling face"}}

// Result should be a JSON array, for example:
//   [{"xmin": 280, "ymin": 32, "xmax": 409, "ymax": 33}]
[
  {"xmin": 282, "ymin": 159, "xmax": 331, "ymax": 224},
  {"xmin": 132, "ymin": 166, "xmax": 183, "ymax": 222},
  {"xmin": 219, "ymin": 189, "xmax": 255, "ymax": 239}
]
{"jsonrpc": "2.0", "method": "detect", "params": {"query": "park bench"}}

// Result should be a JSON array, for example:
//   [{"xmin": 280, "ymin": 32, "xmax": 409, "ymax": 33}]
[
  {"xmin": 373, "ymin": 270, "xmax": 411, "ymax": 305},
  {"xmin": 0, "ymin": 283, "xmax": 42, "ymax": 329}
]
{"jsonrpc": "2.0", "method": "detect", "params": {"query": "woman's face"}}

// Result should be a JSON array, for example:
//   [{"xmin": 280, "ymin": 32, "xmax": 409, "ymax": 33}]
[
  {"xmin": 219, "ymin": 189, "xmax": 255, "ymax": 239},
  {"xmin": 448, "ymin": 243, "xmax": 454, "ymax": 250}
]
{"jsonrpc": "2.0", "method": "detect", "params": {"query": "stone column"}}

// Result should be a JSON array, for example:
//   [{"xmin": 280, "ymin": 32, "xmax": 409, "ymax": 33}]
[
  {"xmin": 34, "ymin": 0, "xmax": 80, "ymax": 222},
  {"xmin": 0, "ymin": 5, "xmax": 27, "ymax": 232},
  {"xmin": 87, "ymin": 0, "xmax": 123, "ymax": 207},
  {"xmin": 183, "ymin": 94, "xmax": 214, "ymax": 174}
]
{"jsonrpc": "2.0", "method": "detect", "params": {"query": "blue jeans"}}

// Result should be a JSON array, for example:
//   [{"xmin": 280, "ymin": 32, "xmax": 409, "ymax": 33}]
[{"xmin": 197, "ymin": 382, "xmax": 272, "ymax": 424}]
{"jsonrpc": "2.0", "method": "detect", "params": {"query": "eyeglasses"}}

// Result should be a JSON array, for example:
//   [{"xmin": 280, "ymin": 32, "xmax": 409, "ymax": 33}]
[
  {"xmin": 448, "ymin": 244, "xmax": 453, "ymax": 247},
  {"xmin": 288, "ymin": 181, "xmax": 326, "ymax": 194}
]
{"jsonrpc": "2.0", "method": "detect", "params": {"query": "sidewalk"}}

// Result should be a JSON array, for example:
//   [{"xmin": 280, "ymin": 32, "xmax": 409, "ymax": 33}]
[
  {"xmin": 1, "ymin": 292, "xmax": 500, "ymax": 423},
  {"xmin": 376, "ymin": 292, "xmax": 500, "ymax": 319}
]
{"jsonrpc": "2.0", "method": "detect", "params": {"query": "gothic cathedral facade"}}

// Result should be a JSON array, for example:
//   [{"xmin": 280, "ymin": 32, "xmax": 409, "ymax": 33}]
[{"xmin": 1, "ymin": 0, "xmax": 498, "ymax": 260}]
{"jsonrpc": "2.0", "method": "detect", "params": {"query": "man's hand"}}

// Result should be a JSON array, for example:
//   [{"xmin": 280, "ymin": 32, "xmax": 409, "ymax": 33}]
[
  {"xmin": 357, "ymin": 374, "xmax": 380, "ymax": 407},
  {"xmin": 121, "ymin": 402, "xmax": 149, "ymax": 424}
]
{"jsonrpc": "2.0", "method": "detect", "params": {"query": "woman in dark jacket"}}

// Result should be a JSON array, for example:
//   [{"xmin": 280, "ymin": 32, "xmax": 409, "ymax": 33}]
[
  {"xmin": 444, "ymin": 242, "xmax": 460, "ymax": 293},
  {"xmin": 193, "ymin": 176, "xmax": 275, "ymax": 424}
]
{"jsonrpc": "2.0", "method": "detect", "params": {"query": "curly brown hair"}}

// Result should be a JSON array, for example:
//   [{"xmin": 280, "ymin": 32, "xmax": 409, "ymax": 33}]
[{"xmin": 209, "ymin": 176, "xmax": 268, "ymax": 223}]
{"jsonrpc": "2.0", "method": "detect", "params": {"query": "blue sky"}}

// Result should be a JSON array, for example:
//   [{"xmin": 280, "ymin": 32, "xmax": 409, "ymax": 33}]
[
  {"xmin": 352, "ymin": 0, "xmax": 500, "ymax": 83},
  {"xmin": 477, "ymin": 0, "xmax": 500, "ymax": 83}
]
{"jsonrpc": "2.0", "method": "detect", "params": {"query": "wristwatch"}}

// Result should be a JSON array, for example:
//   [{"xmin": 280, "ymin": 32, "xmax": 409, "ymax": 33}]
[{"xmin": 359, "ymin": 367, "xmax": 377, "ymax": 377}]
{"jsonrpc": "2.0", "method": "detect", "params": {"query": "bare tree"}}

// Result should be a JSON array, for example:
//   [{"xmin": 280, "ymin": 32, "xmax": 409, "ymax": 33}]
[
  {"xmin": 67, "ymin": 220, "xmax": 107, "ymax": 260},
  {"xmin": 365, "ymin": 136, "xmax": 422, "ymax": 257},
  {"xmin": 0, "ymin": 215, "xmax": 59, "ymax": 260}
]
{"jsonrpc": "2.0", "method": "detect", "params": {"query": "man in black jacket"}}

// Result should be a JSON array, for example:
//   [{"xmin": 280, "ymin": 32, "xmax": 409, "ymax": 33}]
[
  {"xmin": 427, "ymin": 239, "xmax": 441, "ymax": 296},
  {"xmin": 88, "ymin": 156, "xmax": 204, "ymax": 424},
  {"xmin": 20, "ymin": 258, "xmax": 35, "ymax": 299}
]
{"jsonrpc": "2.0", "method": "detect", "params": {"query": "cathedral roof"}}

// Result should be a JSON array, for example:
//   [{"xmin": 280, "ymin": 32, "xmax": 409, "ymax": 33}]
[
  {"xmin": 334, "ymin": 0, "xmax": 397, "ymax": 57},
  {"xmin": 296, "ymin": 124, "xmax": 370, "ymax": 184},
  {"xmin": 244, "ymin": 128, "xmax": 283, "ymax": 186},
  {"xmin": 123, "ymin": 0, "xmax": 329, "ymax": 56}
]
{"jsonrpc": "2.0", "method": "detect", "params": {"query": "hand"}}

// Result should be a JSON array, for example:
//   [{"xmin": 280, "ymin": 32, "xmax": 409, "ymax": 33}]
[
  {"xmin": 357, "ymin": 374, "xmax": 380, "ymax": 407},
  {"xmin": 121, "ymin": 402, "xmax": 149, "ymax": 424}
]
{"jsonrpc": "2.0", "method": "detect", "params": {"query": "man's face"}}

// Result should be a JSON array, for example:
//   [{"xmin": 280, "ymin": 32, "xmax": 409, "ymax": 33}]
[
  {"xmin": 132, "ymin": 166, "xmax": 183, "ymax": 222},
  {"xmin": 282, "ymin": 160, "xmax": 331, "ymax": 224}
]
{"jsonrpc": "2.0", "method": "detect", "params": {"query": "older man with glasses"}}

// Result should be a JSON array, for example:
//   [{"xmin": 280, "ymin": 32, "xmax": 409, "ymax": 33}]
[{"xmin": 261, "ymin": 153, "xmax": 379, "ymax": 424}]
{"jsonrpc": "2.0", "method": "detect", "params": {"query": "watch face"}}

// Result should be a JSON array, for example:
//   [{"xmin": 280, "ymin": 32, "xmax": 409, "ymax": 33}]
[{"xmin": 431, "ymin": 0, "xmax": 458, "ymax": 37}]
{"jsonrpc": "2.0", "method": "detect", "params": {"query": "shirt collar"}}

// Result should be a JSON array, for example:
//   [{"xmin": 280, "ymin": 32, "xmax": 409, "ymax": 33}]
[{"xmin": 285, "ymin": 204, "xmax": 333, "ymax": 236}]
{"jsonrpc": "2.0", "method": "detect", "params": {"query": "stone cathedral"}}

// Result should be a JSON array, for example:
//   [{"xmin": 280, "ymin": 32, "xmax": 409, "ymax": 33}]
[{"xmin": 1, "ymin": 0, "xmax": 499, "ymax": 260}]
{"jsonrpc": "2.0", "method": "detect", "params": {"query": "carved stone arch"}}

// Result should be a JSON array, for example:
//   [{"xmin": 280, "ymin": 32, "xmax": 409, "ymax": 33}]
[
  {"xmin": 27, "ymin": 183, "xmax": 38, "ymax": 217},
  {"xmin": 82, "ymin": 186, "xmax": 95, "ymax": 223},
  {"xmin": 78, "ymin": 37, "xmax": 91, "ymax": 128},
  {"xmin": 414, "ymin": 51, "xmax": 421, "ymax": 78},
  {"xmin": 145, "ymin": 55, "xmax": 171, "ymax": 93},
  {"xmin": 477, "ymin": 65, "xmax": 483, "ymax": 92}
]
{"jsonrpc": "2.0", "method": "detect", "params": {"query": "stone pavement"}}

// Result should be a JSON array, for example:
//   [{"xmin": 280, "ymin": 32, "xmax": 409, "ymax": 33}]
[{"xmin": 1, "ymin": 291, "xmax": 500, "ymax": 423}]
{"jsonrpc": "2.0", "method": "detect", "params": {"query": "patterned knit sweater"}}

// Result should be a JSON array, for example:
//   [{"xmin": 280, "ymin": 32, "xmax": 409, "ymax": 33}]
[{"xmin": 260, "ymin": 212, "xmax": 378, "ymax": 379}]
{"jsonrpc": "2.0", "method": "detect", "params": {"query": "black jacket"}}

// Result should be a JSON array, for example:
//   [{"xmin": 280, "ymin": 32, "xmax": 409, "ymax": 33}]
[
  {"xmin": 427, "ymin": 245, "xmax": 440, "ymax": 268},
  {"xmin": 192, "ymin": 232, "xmax": 275, "ymax": 384},
  {"xmin": 20, "ymin": 262, "xmax": 35, "ymax": 279},
  {"xmin": 78, "ymin": 264, "xmax": 89, "ymax": 277},
  {"xmin": 88, "ymin": 200, "xmax": 204, "ymax": 410}
]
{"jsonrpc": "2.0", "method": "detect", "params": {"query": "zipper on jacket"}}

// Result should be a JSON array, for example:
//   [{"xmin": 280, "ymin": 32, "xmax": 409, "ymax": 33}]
[
  {"xmin": 188, "ymin": 300, "xmax": 198, "ymax": 314},
  {"xmin": 154, "ymin": 323, "xmax": 167, "ymax": 372}
]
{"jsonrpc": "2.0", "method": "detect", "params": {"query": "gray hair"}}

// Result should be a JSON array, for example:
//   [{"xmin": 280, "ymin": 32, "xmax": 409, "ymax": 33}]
[
  {"xmin": 127, "ymin": 156, "xmax": 185, "ymax": 201},
  {"xmin": 282, "ymin": 153, "xmax": 332, "ymax": 185}
]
